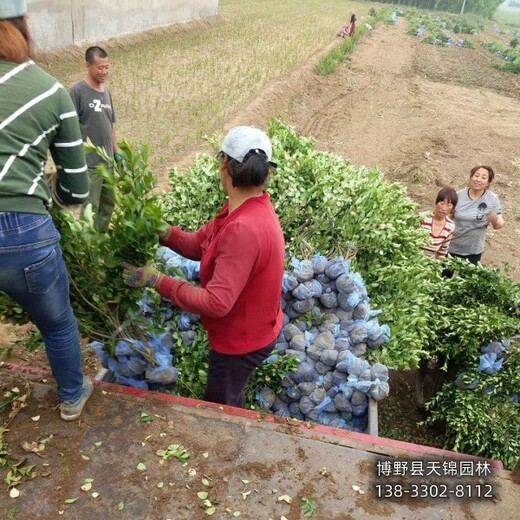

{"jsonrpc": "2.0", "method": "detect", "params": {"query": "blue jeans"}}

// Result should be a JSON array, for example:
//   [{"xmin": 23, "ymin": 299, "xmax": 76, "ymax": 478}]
[{"xmin": 0, "ymin": 212, "xmax": 83, "ymax": 402}]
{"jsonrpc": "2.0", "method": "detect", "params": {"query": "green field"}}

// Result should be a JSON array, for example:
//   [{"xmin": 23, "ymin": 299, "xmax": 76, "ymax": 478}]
[
  {"xmin": 494, "ymin": 6, "xmax": 520, "ymax": 27},
  {"xmin": 43, "ymin": 0, "xmax": 369, "ymax": 175}
]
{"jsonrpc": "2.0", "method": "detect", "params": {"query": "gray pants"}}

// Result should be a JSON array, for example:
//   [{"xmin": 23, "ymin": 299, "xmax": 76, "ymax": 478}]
[{"xmin": 84, "ymin": 167, "xmax": 114, "ymax": 232}]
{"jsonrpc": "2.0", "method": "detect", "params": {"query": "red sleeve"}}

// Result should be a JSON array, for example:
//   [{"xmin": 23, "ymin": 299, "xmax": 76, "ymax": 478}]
[
  {"xmin": 160, "ymin": 224, "xmax": 211, "ymax": 261},
  {"xmin": 157, "ymin": 221, "xmax": 259, "ymax": 318}
]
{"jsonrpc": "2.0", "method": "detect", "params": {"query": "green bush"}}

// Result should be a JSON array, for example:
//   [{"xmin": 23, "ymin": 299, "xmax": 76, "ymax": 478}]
[
  {"xmin": 170, "ymin": 323, "xmax": 209, "ymax": 399},
  {"xmin": 426, "ymin": 258, "xmax": 520, "ymax": 367},
  {"xmin": 0, "ymin": 293, "xmax": 29, "ymax": 325},
  {"xmin": 484, "ymin": 40, "xmax": 520, "ymax": 73},
  {"xmin": 162, "ymin": 120, "xmax": 435, "ymax": 369},
  {"xmin": 424, "ymin": 340, "xmax": 520, "ymax": 470},
  {"xmin": 245, "ymin": 352, "xmax": 299, "ymax": 410},
  {"xmin": 405, "ymin": 9, "xmax": 482, "ymax": 49},
  {"xmin": 53, "ymin": 140, "xmax": 164, "ymax": 344}
]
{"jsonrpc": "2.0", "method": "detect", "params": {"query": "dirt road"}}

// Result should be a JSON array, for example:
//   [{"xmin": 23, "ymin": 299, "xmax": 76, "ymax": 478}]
[{"xmin": 230, "ymin": 21, "xmax": 520, "ymax": 278}]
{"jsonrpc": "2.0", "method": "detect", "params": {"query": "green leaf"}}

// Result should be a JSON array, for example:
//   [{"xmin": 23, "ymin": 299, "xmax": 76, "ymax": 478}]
[{"xmin": 140, "ymin": 412, "xmax": 153, "ymax": 423}]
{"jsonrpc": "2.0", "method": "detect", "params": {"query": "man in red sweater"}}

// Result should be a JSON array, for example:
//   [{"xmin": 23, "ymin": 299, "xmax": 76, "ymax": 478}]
[{"xmin": 123, "ymin": 127, "xmax": 285, "ymax": 407}]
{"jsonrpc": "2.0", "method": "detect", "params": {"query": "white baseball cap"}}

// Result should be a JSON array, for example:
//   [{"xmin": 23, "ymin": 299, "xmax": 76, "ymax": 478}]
[
  {"xmin": 220, "ymin": 126, "xmax": 276, "ymax": 167},
  {"xmin": 0, "ymin": 0, "xmax": 27, "ymax": 19}
]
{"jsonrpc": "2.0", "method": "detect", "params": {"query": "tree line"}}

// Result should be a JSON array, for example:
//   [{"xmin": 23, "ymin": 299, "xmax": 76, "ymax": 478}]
[{"xmin": 366, "ymin": 0, "xmax": 503, "ymax": 18}]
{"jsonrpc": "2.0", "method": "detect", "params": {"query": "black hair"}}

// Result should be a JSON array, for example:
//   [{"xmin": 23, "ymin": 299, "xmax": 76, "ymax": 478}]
[
  {"xmin": 350, "ymin": 14, "xmax": 356, "ymax": 23},
  {"xmin": 470, "ymin": 165, "xmax": 494, "ymax": 183},
  {"xmin": 85, "ymin": 46, "xmax": 108, "ymax": 63},
  {"xmin": 435, "ymin": 186, "xmax": 458, "ymax": 208},
  {"xmin": 224, "ymin": 149, "xmax": 272, "ymax": 188}
]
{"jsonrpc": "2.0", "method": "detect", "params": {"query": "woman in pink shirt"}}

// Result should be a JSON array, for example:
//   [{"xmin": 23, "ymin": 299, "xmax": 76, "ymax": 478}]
[
  {"xmin": 339, "ymin": 14, "xmax": 358, "ymax": 38},
  {"xmin": 123, "ymin": 127, "xmax": 285, "ymax": 407}
]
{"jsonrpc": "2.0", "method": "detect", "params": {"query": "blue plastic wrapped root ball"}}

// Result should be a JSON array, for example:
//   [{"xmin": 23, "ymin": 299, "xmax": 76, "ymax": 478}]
[
  {"xmin": 292, "ymin": 298, "xmax": 315, "ymax": 314},
  {"xmin": 290, "ymin": 258, "xmax": 315, "ymax": 282},
  {"xmin": 320, "ymin": 349, "xmax": 339, "ymax": 366},
  {"xmin": 309, "ymin": 387, "xmax": 327, "ymax": 405},
  {"xmin": 177, "ymin": 312, "xmax": 193, "ymax": 331},
  {"xmin": 312, "ymin": 255, "xmax": 328, "ymax": 274},
  {"xmin": 314, "ymin": 331, "xmax": 336, "ymax": 350},
  {"xmin": 115, "ymin": 374, "xmax": 149, "ymax": 391},
  {"xmin": 350, "ymin": 322, "xmax": 368, "ymax": 345},
  {"xmin": 289, "ymin": 402, "xmax": 305, "ymax": 421},
  {"xmin": 307, "ymin": 344, "xmax": 323, "ymax": 361},
  {"xmin": 299, "ymin": 396, "xmax": 315, "ymax": 415},
  {"xmin": 275, "ymin": 341, "xmax": 289, "ymax": 354},
  {"xmin": 478, "ymin": 352, "xmax": 503, "ymax": 375},
  {"xmin": 481, "ymin": 342, "xmax": 506, "ymax": 357},
  {"xmin": 335, "ymin": 337, "xmax": 351, "ymax": 352},
  {"xmin": 320, "ymin": 291, "xmax": 338, "ymax": 309},
  {"xmin": 335, "ymin": 274, "xmax": 356, "ymax": 294},
  {"xmin": 90, "ymin": 341, "xmax": 109, "ymax": 368},
  {"xmin": 126, "ymin": 357, "xmax": 148, "ymax": 376},
  {"xmin": 298, "ymin": 382, "xmax": 316, "ymax": 396},
  {"xmin": 324, "ymin": 258, "xmax": 350, "ymax": 280},
  {"xmin": 320, "ymin": 372, "xmax": 334, "ymax": 391},
  {"xmin": 306, "ymin": 279, "xmax": 323, "ymax": 298},
  {"xmin": 282, "ymin": 272, "xmax": 299, "ymax": 293},
  {"xmin": 256, "ymin": 387, "xmax": 276, "ymax": 410},
  {"xmin": 286, "ymin": 385, "xmax": 302, "ymax": 401},
  {"xmin": 180, "ymin": 330, "xmax": 196, "ymax": 347},
  {"xmin": 290, "ymin": 334, "xmax": 308, "ymax": 352},
  {"xmin": 292, "ymin": 282, "xmax": 313, "ymax": 301},
  {"xmin": 114, "ymin": 340, "xmax": 135, "ymax": 357},
  {"xmin": 146, "ymin": 364, "xmax": 179, "ymax": 384},
  {"xmin": 285, "ymin": 349, "xmax": 306, "ymax": 362},
  {"xmin": 282, "ymin": 323, "xmax": 302, "ymax": 342},
  {"xmin": 353, "ymin": 302, "xmax": 370, "ymax": 320},
  {"xmin": 315, "ymin": 360, "xmax": 332, "ymax": 375},
  {"xmin": 333, "ymin": 392, "xmax": 351, "ymax": 411},
  {"xmin": 352, "ymin": 343, "xmax": 367, "ymax": 358},
  {"xmin": 294, "ymin": 361, "xmax": 318, "ymax": 383},
  {"xmin": 370, "ymin": 380, "xmax": 390, "ymax": 401}
]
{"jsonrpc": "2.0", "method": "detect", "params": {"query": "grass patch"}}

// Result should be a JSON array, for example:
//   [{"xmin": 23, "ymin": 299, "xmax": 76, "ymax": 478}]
[
  {"xmin": 41, "ymin": 0, "xmax": 369, "ymax": 176},
  {"xmin": 315, "ymin": 16, "xmax": 375, "ymax": 75}
]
